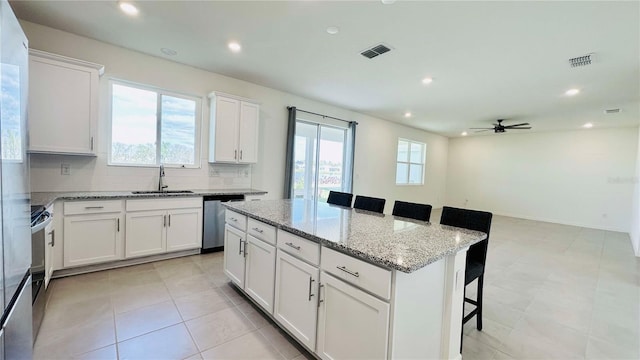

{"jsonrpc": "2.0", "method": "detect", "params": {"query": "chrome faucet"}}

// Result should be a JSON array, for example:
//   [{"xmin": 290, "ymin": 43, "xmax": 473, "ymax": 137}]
[{"xmin": 158, "ymin": 164, "xmax": 168, "ymax": 192}]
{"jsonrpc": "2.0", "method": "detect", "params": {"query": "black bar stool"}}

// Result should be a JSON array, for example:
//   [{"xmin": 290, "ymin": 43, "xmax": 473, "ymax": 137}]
[
  {"xmin": 392, "ymin": 200, "xmax": 432, "ymax": 221},
  {"xmin": 353, "ymin": 195, "xmax": 386, "ymax": 213},
  {"xmin": 327, "ymin": 191, "xmax": 353, "ymax": 207}
]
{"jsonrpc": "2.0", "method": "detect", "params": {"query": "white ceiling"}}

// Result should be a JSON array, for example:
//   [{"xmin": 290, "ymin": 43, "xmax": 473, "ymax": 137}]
[{"xmin": 10, "ymin": 0, "xmax": 640, "ymax": 137}]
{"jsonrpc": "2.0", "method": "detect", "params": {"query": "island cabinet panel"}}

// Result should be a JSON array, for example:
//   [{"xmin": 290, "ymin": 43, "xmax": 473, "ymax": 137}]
[
  {"xmin": 245, "ymin": 235, "xmax": 276, "ymax": 313},
  {"xmin": 224, "ymin": 224, "xmax": 246, "ymax": 288},
  {"xmin": 321, "ymin": 247, "xmax": 392, "ymax": 300},
  {"xmin": 274, "ymin": 250, "xmax": 319, "ymax": 351},
  {"xmin": 317, "ymin": 272, "xmax": 390, "ymax": 360}
]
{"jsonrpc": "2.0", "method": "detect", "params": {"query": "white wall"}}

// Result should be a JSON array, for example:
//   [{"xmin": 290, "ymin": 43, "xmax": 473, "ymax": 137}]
[
  {"xmin": 22, "ymin": 21, "xmax": 449, "ymax": 210},
  {"xmin": 446, "ymin": 127, "xmax": 638, "ymax": 232},
  {"xmin": 631, "ymin": 126, "xmax": 640, "ymax": 255}
]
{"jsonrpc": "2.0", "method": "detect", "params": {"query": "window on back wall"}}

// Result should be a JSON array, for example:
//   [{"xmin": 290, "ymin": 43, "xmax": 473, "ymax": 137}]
[
  {"xmin": 396, "ymin": 138, "xmax": 426, "ymax": 185},
  {"xmin": 109, "ymin": 80, "xmax": 201, "ymax": 167}
]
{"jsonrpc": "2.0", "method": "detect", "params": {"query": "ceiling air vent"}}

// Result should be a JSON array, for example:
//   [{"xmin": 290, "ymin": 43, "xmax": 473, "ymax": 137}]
[
  {"xmin": 360, "ymin": 43, "xmax": 392, "ymax": 59},
  {"xmin": 569, "ymin": 53, "xmax": 593, "ymax": 68},
  {"xmin": 604, "ymin": 108, "xmax": 621, "ymax": 114}
]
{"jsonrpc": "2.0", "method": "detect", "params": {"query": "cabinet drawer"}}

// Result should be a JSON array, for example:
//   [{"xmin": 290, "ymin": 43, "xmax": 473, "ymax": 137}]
[
  {"xmin": 321, "ymin": 247, "xmax": 392, "ymax": 300},
  {"xmin": 225, "ymin": 210, "xmax": 247, "ymax": 231},
  {"xmin": 247, "ymin": 218, "xmax": 276, "ymax": 245},
  {"xmin": 64, "ymin": 200, "xmax": 123, "ymax": 215},
  {"xmin": 277, "ymin": 230, "xmax": 320, "ymax": 266},
  {"xmin": 126, "ymin": 197, "xmax": 202, "ymax": 212}
]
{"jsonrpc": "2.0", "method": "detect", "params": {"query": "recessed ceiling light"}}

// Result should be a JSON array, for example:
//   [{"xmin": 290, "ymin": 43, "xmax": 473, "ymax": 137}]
[
  {"xmin": 565, "ymin": 88, "xmax": 580, "ymax": 96},
  {"xmin": 404, "ymin": 112, "xmax": 412, "ymax": 118},
  {"xmin": 461, "ymin": 131, "xmax": 468, "ymax": 136},
  {"xmin": 326, "ymin": 26, "xmax": 339, "ymax": 35},
  {"xmin": 228, "ymin": 41, "xmax": 242, "ymax": 53},
  {"xmin": 583, "ymin": 123, "xmax": 593, "ymax": 128},
  {"xmin": 422, "ymin": 77, "xmax": 433, "ymax": 85},
  {"xmin": 160, "ymin": 48, "xmax": 177, "ymax": 56},
  {"xmin": 381, "ymin": 0, "xmax": 396, "ymax": 4},
  {"xmin": 119, "ymin": 2, "xmax": 139, "ymax": 16}
]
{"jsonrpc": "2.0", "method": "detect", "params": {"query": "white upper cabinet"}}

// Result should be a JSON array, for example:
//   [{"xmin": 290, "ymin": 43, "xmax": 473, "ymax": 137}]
[
  {"xmin": 208, "ymin": 92, "xmax": 259, "ymax": 164},
  {"xmin": 28, "ymin": 50, "xmax": 103, "ymax": 155}
]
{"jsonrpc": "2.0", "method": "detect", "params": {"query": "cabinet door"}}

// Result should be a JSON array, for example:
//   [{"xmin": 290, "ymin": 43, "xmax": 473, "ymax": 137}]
[
  {"xmin": 64, "ymin": 213, "xmax": 123, "ymax": 267},
  {"xmin": 166, "ymin": 207, "xmax": 202, "ymax": 252},
  {"xmin": 125, "ymin": 210, "xmax": 166, "ymax": 258},
  {"xmin": 212, "ymin": 96, "xmax": 240, "ymax": 162},
  {"xmin": 29, "ymin": 55, "xmax": 97, "ymax": 155},
  {"xmin": 317, "ymin": 272, "xmax": 390, "ymax": 360},
  {"xmin": 44, "ymin": 221, "xmax": 55, "ymax": 288},
  {"xmin": 245, "ymin": 235, "xmax": 276, "ymax": 313},
  {"xmin": 238, "ymin": 101, "xmax": 259, "ymax": 163},
  {"xmin": 274, "ymin": 250, "xmax": 319, "ymax": 350},
  {"xmin": 223, "ymin": 224, "xmax": 246, "ymax": 288}
]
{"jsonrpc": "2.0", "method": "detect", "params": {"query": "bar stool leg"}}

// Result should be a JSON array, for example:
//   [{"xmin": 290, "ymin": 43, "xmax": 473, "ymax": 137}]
[{"xmin": 477, "ymin": 275, "xmax": 484, "ymax": 331}]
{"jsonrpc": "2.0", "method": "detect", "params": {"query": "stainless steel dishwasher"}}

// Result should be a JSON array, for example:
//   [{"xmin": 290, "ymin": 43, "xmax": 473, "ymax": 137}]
[{"xmin": 202, "ymin": 195, "xmax": 245, "ymax": 253}]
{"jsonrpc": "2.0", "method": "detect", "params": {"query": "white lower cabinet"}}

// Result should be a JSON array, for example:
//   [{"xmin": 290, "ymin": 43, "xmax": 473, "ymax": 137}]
[
  {"xmin": 125, "ymin": 210, "xmax": 166, "ymax": 258},
  {"xmin": 223, "ymin": 224, "xmax": 246, "ymax": 288},
  {"xmin": 244, "ymin": 235, "xmax": 276, "ymax": 313},
  {"xmin": 317, "ymin": 272, "xmax": 390, "ymax": 360},
  {"xmin": 64, "ymin": 212, "xmax": 123, "ymax": 267},
  {"xmin": 274, "ymin": 250, "xmax": 319, "ymax": 351},
  {"xmin": 125, "ymin": 198, "xmax": 203, "ymax": 259}
]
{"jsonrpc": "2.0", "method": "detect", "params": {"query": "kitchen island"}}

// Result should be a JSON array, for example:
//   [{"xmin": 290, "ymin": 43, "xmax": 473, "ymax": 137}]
[{"xmin": 224, "ymin": 199, "xmax": 486, "ymax": 360}]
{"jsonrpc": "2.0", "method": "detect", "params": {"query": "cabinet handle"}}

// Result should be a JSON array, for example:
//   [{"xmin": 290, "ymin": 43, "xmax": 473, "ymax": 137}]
[
  {"xmin": 308, "ymin": 277, "xmax": 315, "ymax": 301},
  {"xmin": 234, "ymin": 150, "xmax": 237, "ymax": 159},
  {"xmin": 90, "ymin": 136, "xmax": 94, "ymax": 151},
  {"xmin": 48, "ymin": 230, "xmax": 55, "ymax": 247},
  {"xmin": 285, "ymin": 242, "xmax": 301, "ymax": 251},
  {"xmin": 168, "ymin": 214, "xmax": 171, "ymax": 227},
  {"xmin": 85, "ymin": 206, "xmax": 104, "ymax": 209},
  {"xmin": 336, "ymin": 265, "xmax": 360, "ymax": 278},
  {"xmin": 252, "ymin": 227, "xmax": 263, "ymax": 233},
  {"xmin": 243, "ymin": 240, "xmax": 248, "ymax": 258},
  {"xmin": 238, "ymin": 238, "xmax": 243, "ymax": 255},
  {"xmin": 318, "ymin": 284, "xmax": 324, "ymax": 307},
  {"xmin": 240, "ymin": 150, "xmax": 243, "ymax": 160},
  {"xmin": 163, "ymin": 215, "xmax": 167, "ymax": 227},
  {"xmin": 117, "ymin": 218, "xmax": 120, "ymax": 232}
]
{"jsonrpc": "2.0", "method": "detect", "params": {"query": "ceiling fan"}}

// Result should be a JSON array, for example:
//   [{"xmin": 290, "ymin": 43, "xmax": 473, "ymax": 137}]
[{"xmin": 471, "ymin": 119, "xmax": 532, "ymax": 133}]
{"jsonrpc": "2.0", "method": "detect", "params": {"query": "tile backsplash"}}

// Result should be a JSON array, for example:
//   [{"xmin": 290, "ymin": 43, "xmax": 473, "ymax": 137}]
[{"xmin": 29, "ymin": 154, "xmax": 252, "ymax": 192}]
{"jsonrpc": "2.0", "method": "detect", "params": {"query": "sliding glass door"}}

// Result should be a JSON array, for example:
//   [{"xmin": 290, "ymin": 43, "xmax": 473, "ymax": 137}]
[{"xmin": 293, "ymin": 121, "xmax": 349, "ymax": 201}]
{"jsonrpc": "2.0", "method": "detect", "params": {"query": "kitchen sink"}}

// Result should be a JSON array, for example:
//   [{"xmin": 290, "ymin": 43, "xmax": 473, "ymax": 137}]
[{"xmin": 131, "ymin": 190, "xmax": 194, "ymax": 194}]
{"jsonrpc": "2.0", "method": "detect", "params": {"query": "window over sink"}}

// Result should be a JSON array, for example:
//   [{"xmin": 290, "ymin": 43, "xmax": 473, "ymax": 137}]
[{"xmin": 109, "ymin": 80, "xmax": 202, "ymax": 167}]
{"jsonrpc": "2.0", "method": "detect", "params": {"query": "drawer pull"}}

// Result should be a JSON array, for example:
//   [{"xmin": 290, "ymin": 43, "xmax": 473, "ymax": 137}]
[
  {"xmin": 308, "ymin": 277, "xmax": 315, "ymax": 301},
  {"xmin": 285, "ymin": 242, "xmax": 301, "ymax": 250},
  {"xmin": 229, "ymin": 217, "xmax": 237, "ymax": 222},
  {"xmin": 336, "ymin": 265, "xmax": 360, "ymax": 278},
  {"xmin": 84, "ymin": 206, "xmax": 104, "ymax": 209},
  {"xmin": 252, "ymin": 227, "xmax": 264, "ymax": 233}
]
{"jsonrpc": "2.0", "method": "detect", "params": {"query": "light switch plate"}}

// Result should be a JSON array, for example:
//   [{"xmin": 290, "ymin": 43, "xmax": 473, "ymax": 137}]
[{"xmin": 61, "ymin": 163, "xmax": 70, "ymax": 175}]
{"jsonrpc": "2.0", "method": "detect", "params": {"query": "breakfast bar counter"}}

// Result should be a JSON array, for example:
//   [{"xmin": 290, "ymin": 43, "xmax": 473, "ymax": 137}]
[{"xmin": 223, "ymin": 199, "xmax": 486, "ymax": 360}]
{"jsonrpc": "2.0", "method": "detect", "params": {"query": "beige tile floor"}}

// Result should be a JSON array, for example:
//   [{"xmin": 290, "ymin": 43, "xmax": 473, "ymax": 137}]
[{"xmin": 34, "ymin": 212, "xmax": 639, "ymax": 360}]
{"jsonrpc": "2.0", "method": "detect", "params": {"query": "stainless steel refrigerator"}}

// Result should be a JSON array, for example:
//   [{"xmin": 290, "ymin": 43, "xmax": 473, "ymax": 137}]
[{"xmin": 0, "ymin": 1, "xmax": 33, "ymax": 359}]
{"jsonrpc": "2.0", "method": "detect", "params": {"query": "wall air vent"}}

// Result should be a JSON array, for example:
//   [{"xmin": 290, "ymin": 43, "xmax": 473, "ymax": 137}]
[
  {"xmin": 360, "ymin": 43, "xmax": 392, "ymax": 59},
  {"xmin": 604, "ymin": 108, "xmax": 621, "ymax": 114},
  {"xmin": 569, "ymin": 53, "xmax": 593, "ymax": 68}
]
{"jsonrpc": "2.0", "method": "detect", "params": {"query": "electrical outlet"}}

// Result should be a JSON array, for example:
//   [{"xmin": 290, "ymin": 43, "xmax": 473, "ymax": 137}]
[{"xmin": 61, "ymin": 163, "xmax": 71, "ymax": 175}]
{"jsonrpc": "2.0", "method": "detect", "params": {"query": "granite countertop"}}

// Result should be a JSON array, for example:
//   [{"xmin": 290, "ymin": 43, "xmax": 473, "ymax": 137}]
[
  {"xmin": 31, "ymin": 188, "xmax": 267, "ymax": 208},
  {"xmin": 225, "ymin": 199, "xmax": 486, "ymax": 273}
]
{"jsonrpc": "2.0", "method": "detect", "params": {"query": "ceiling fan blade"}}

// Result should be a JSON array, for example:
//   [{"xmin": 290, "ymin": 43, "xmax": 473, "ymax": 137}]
[
  {"xmin": 503, "ymin": 123, "xmax": 530, "ymax": 128},
  {"xmin": 470, "ymin": 127, "xmax": 494, "ymax": 130},
  {"xmin": 508, "ymin": 127, "xmax": 532, "ymax": 130},
  {"xmin": 474, "ymin": 129, "xmax": 492, "ymax": 133}
]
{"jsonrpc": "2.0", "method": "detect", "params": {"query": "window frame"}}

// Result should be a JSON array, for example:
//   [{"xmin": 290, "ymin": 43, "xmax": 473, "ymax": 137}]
[
  {"xmin": 395, "ymin": 138, "xmax": 426, "ymax": 186},
  {"xmin": 107, "ymin": 78, "xmax": 203, "ymax": 169}
]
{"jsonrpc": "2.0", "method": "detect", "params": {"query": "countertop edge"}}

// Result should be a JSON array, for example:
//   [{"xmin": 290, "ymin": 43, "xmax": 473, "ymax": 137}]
[
  {"xmin": 224, "ymin": 203, "xmax": 487, "ymax": 273},
  {"xmin": 32, "ymin": 189, "xmax": 268, "ymax": 208}
]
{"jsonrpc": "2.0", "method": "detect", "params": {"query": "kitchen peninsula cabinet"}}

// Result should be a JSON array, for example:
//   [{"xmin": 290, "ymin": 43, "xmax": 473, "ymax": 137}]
[
  {"xmin": 28, "ymin": 49, "xmax": 103, "ymax": 155},
  {"xmin": 208, "ymin": 92, "xmax": 259, "ymax": 164}
]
